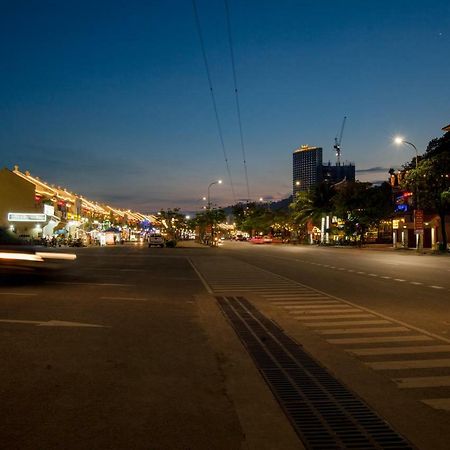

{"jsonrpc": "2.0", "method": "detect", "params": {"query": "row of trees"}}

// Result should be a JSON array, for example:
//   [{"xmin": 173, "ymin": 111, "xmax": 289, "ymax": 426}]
[
  {"xmin": 155, "ymin": 207, "xmax": 226, "ymax": 244},
  {"xmin": 231, "ymin": 132, "xmax": 449, "ymax": 249},
  {"xmin": 232, "ymin": 181, "xmax": 394, "ymax": 244},
  {"xmin": 401, "ymin": 131, "xmax": 450, "ymax": 250}
]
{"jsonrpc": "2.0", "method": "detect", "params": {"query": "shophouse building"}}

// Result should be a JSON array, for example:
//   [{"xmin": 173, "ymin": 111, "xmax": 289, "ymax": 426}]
[
  {"xmin": 0, "ymin": 167, "xmax": 57, "ymax": 239},
  {"xmin": 0, "ymin": 165, "xmax": 155, "ymax": 243}
]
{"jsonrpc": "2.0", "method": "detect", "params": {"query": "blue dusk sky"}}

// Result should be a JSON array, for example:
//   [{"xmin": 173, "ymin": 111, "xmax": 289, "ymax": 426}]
[{"xmin": 1, "ymin": 0, "xmax": 449, "ymax": 212}]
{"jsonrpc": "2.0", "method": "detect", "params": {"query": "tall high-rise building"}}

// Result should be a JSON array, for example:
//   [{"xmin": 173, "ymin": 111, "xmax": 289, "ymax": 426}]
[
  {"xmin": 293, "ymin": 145, "xmax": 323, "ymax": 194},
  {"xmin": 293, "ymin": 145, "xmax": 356, "ymax": 195}
]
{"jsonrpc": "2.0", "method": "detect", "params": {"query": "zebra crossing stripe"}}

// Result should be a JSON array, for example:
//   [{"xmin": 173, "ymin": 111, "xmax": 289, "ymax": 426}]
[
  {"xmin": 264, "ymin": 294, "xmax": 327, "ymax": 298},
  {"xmin": 306, "ymin": 320, "xmax": 391, "ymax": 327},
  {"xmin": 421, "ymin": 398, "xmax": 450, "ymax": 411},
  {"xmin": 285, "ymin": 304, "xmax": 354, "ymax": 310},
  {"xmin": 327, "ymin": 335, "xmax": 433, "ymax": 344},
  {"xmin": 395, "ymin": 376, "xmax": 450, "ymax": 388},
  {"xmin": 367, "ymin": 358, "xmax": 450, "ymax": 370},
  {"xmin": 348, "ymin": 345, "xmax": 450, "ymax": 356},
  {"xmin": 295, "ymin": 313, "xmax": 375, "ymax": 320},
  {"xmin": 317, "ymin": 326, "xmax": 409, "ymax": 335},
  {"xmin": 292, "ymin": 308, "xmax": 362, "ymax": 314},
  {"xmin": 273, "ymin": 301, "xmax": 340, "ymax": 306}
]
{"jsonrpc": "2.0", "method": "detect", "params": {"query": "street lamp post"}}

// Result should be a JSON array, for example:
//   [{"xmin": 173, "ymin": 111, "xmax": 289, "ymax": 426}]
[
  {"xmin": 394, "ymin": 137, "xmax": 419, "ymax": 169},
  {"xmin": 206, "ymin": 180, "xmax": 222, "ymax": 246},
  {"xmin": 207, "ymin": 180, "xmax": 222, "ymax": 209},
  {"xmin": 394, "ymin": 137, "xmax": 422, "ymax": 250}
]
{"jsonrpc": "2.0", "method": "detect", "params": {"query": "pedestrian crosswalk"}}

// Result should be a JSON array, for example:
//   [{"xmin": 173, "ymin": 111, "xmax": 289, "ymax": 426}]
[{"xmin": 191, "ymin": 256, "xmax": 450, "ymax": 413}]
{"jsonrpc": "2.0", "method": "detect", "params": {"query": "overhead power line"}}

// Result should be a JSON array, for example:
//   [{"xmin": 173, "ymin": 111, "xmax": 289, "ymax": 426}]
[
  {"xmin": 224, "ymin": 0, "xmax": 251, "ymax": 202},
  {"xmin": 192, "ymin": 0, "xmax": 237, "ymax": 203}
]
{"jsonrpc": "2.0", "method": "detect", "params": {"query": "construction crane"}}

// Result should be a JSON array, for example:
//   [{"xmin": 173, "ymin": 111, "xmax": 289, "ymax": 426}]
[{"xmin": 334, "ymin": 116, "xmax": 347, "ymax": 166}]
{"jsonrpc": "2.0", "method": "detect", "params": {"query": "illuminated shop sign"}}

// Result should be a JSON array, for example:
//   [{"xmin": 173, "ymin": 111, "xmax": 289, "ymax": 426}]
[
  {"xmin": 44, "ymin": 204, "xmax": 55, "ymax": 216},
  {"xmin": 8, "ymin": 212, "xmax": 47, "ymax": 222}
]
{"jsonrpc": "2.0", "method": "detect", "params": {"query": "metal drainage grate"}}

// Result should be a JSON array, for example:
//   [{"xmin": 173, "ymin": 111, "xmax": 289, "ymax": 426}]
[{"xmin": 217, "ymin": 296, "xmax": 414, "ymax": 450}]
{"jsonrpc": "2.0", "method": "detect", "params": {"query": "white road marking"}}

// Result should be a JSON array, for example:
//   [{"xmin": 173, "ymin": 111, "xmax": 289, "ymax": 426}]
[
  {"xmin": 271, "ymin": 298, "xmax": 336, "ymax": 303},
  {"xmin": 291, "ymin": 308, "xmax": 362, "ymax": 314},
  {"xmin": 254, "ymin": 288, "xmax": 307, "ymax": 292},
  {"xmin": 0, "ymin": 292, "xmax": 37, "ymax": 296},
  {"xmin": 296, "ymin": 313, "xmax": 375, "ymax": 320},
  {"xmin": 54, "ymin": 282, "xmax": 133, "ymax": 287},
  {"xmin": 273, "ymin": 301, "xmax": 339, "ymax": 306},
  {"xmin": 356, "ymin": 271, "xmax": 365, "ymax": 274},
  {"xmin": 286, "ymin": 304, "xmax": 354, "ymax": 310},
  {"xmin": 368, "ymin": 273, "xmax": 378, "ymax": 277},
  {"xmin": 263, "ymin": 293, "xmax": 313, "ymax": 298},
  {"xmin": 318, "ymin": 327, "xmax": 409, "ymax": 335},
  {"xmin": 305, "ymin": 320, "xmax": 391, "ymax": 327},
  {"xmin": 187, "ymin": 258, "xmax": 213, "ymax": 293},
  {"xmin": 349, "ymin": 345, "xmax": 450, "ymax": 356},
  {"xmin": 395, "ymin": 376, "xmax": 450, "ymax": 389},
  {"xmin": 381, "ymin": 276, "xmax": 391, "ymax": 279},
  {"xmin": 422, "ymin": 398, "xmax": 450, "ymax": 411},
  {"xmin": 394, "ymin": 279, "xmax": 406, "ymax": 282},
  {"xmin": 410, "ymin": 281, "xmax": 423, "ymax": 285},
  {"xmin": 430, "ymin": 285, "xmax": 444, "ymax": 290},
  {"xmin": 91, "ymin": 268, "xmax": 144, "ymax": 272},
  {"xmin": 0, "ymin": 319, "xmax": 106, "ymax": 328},
  {"xmin": 100, "ymin": 296, "xmax": 148, "ymax": 301},
  {"xmin": 213, "ymin": 288, "xmax": 259, "ymax": 291},
  {"xmin": 327, "ymin": 335, "xmax": 433, "ymax": 344},
  {"xmin": 368, "ymin": 358, "xmax": 450, "ymax": 370},
  {"xmin": 119, "ymin": 268, "xmax": 145, "ymax": 272}
]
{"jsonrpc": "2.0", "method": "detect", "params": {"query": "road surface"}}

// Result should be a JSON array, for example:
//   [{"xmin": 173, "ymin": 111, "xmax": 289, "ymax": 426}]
[{"xmin": 1, "ymin": 241, "xmax": 449, "ymax": 449}]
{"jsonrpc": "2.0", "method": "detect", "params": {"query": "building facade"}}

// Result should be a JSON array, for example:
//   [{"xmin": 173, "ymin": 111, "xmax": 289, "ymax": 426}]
[
  {"xmin": 293, "ymin": 146, "xmax": 323, "ymax": 194},
  {"xmin": 322, "ymin": 162, "xmax": 356, "ymax": 184},
  {"xmin": 0, "ymin": 165, "xmax": 156, "ymax": 243}
]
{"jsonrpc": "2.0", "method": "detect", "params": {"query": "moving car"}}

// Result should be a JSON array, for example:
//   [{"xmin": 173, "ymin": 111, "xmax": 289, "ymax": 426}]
[{"xmin": 0, "ymin": 227, "xmax": 76, "ymax": 274}]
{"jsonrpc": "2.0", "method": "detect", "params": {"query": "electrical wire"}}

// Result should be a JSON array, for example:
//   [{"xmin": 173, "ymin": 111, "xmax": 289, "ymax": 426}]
[
  {"xmin": 192, "ymin": 0, "xmax": 237, "ymax": 203},
  {"xmin": 224, "ymin": 0, "xmax": 251, "ymax": 202}
]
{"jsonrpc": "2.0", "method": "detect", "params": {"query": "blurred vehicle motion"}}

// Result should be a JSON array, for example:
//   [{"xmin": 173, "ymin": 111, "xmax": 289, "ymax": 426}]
[{"xmin": 0, "ymin": 227, "xmax": 76, "ymax": 274}]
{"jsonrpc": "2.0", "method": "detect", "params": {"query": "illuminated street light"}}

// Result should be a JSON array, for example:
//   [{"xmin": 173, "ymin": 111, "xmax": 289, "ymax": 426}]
[
  {"xmin": 393, "ymin": 136, "xmax": 422, "ymax": 250},
  {"xmin": 394, "ymin": 137, "xmax": 419, "ymax": 169}
]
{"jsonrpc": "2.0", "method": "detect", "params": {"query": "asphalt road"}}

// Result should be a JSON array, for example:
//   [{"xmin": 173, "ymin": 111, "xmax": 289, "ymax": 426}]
[
  {"xmin": 0, "ymin": 244, "xmax": 300, "ymax": 450},
  {"xmin": 1, "ymin": 242, "xmax": 450, "ymax": 449}
]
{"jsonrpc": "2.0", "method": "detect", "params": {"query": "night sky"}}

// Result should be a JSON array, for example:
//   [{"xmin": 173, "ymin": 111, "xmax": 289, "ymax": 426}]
[{"xmin": 1, "ymin": 0, "xmax": 449, "ymax": 212}]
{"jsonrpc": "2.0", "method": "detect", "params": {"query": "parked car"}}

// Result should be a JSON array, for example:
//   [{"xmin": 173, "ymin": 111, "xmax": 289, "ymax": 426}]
[
  {"xmin": 249, "ymin": 235, "xmax": 273, "ymax": 244},
  {"xmin": 148, "ymin": 234, "xmax": 165, "ymax": 248},
  {"xmin": 249, "ymin": 236, "xmax": 265, "ymax": 244}
]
